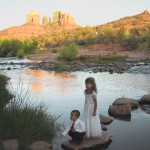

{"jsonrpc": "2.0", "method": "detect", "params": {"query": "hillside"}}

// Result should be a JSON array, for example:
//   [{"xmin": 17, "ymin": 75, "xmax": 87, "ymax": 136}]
[{"xmin": 96, "ymin": 10, "xmax": 150, "ymax": 30}]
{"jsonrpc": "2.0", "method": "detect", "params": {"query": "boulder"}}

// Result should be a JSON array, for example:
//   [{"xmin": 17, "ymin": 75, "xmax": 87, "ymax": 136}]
[
  {"xmin": 112, "ymin": 97, "xmax": 139, "ymax": 109},
  {"xmin": 108, "ymin": 105, "xmax": 131, "ymax": 116},
  {"xmin": 99, "ymin": 114, "xmax": 113, "ymax": 125},
  {"xmin": 61, "ymin": 131, "xmax": 111, "ymax": 150},
  {"xmin": 2, "ymin": 139, "xmax": 19, "ymax": 150},
  {"xmin": 28, "ymin": 141, "xmax": 52, "ymax": 150},
  {"xmin": 139, "ymin": 94, "xmax": 150, "ymax": 105}
]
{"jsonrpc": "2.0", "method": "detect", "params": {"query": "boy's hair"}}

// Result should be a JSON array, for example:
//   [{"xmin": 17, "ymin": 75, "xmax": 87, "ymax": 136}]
[
  {"xmin": 85, "ymin": 77, "xmax": 97, "ymax": 93},
  {"xmin": 71, "ymin": 110, "xmax": 80, "ymax": 118}
]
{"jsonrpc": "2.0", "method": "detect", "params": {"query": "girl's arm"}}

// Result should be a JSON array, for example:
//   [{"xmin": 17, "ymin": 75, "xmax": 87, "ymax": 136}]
[{"xmin": 93, "ymin": 96, "xmax": 97, "ymax": 116}]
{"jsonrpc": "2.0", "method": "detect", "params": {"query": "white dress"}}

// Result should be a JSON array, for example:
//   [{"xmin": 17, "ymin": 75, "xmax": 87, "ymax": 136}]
[{"xmin": 81, "ymin": 90, "xmax": 102, "ymax": 138}]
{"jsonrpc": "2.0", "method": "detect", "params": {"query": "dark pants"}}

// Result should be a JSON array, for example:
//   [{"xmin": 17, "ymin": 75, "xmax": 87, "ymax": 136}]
[{"xmin": 68, "ymin": 130, "xmax": 85, "ymax": 142}]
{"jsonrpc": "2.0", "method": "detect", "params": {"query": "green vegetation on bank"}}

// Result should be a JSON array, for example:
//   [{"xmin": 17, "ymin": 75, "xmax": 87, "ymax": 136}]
[
  {"xmin": 0, "ymin": 73, "xmax": 62, "ymax": 149},
  {"xmin": 0, "ymin": 39, "xmax": 39, "ymax": 58},
  {"xmin": 80, "ymin": 55, "xmax": 128, "ymax": 63},
  {"xmin": 0, "ymin": 23, "xmax": 150, "ymax": 59},
  {"xmin": 58, "ymin": 42, "xmax": 78, "ymax": 61}
]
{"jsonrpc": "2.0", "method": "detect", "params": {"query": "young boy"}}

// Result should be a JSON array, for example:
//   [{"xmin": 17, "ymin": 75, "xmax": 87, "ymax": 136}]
[{"xmin": 62, "ymin": 110, "xmax": 85, "ymax": 143}]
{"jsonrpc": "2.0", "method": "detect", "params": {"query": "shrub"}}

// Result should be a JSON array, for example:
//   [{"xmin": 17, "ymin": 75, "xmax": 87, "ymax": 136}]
[
  {"xmin": 51, "ymin": 48, "xmax": 57, "ymax": 53},
  {"xmin": 53, "ymin": 61, "xmax": 68, "ymax": 71},
  {"xmin": 0, "ymin": 75, "xmax": 62, "ymax": 149},
  {"xmin": 58, "ymin": 43, "xmax": 78, "ymax": 61},
  {"xmin": 0, "ymin": 75, "xmax": 13, "ymax": 112},
  {"xmin": 138, "ymin": 42, "xmax": 149, "ymax": 52},
  {"xmin": 80, "ymin": 55, "xmax": 127, "ymax": 63},
  {"xmin": 17, "ymin": 49, "xmax": 25, "ymax": 58}
]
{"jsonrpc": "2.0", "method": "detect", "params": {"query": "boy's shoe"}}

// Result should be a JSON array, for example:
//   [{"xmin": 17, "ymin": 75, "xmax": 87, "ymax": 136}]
[{"xmin": 76, "ymin": 141, "xmax": 83, "ymax": 145}]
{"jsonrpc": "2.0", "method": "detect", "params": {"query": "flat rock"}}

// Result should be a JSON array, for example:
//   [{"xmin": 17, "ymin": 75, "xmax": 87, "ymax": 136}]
[
  {"xmin": 99, "ymin": 114, "xmax": 113, "ymax": 125},
  {"xmin": 139, "ymin": 94, "xmax": 150, "ymax": 105},
  {"xmin": 108, "ymin": 105, "xmax": 131, "ymax": 116},
  {"xmin": 61, "ymin": 131, "xmax": 111, "ymax": 150},
  {"xmin": 2, "ymin": 139, "xmax": 19, "ymax": 150},
  {"xmin": 28, "ymin": 141, "xmax": 52, "ymax": 150},
  {"xmin": 112, "ymin": 97, "xmax": 139, "ymax": 109},
  {"xmin": 101, "ymin": 124, "xmax": 107, "ymax": 131}
]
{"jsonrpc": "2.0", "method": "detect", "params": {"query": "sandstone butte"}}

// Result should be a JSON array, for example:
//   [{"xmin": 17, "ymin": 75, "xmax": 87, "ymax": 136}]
[
  {"xmin": 0, "ymin": 10, "xmax": 150, "ymax": 39},
  {"xmin": 0, "ymin": 11, "xmax": 77, "ymax": 39}
]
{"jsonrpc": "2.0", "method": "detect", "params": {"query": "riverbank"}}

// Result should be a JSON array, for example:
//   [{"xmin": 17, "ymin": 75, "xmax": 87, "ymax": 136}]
[{"xmin": 27, "ymin": 45, "xmax": 150, "ymax": 63}]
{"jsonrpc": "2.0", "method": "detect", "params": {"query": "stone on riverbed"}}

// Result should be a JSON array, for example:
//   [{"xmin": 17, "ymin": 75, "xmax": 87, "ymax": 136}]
[
  {"xmin": 112, "ymin": 97, "xmax": 139, "ymax": 109},
  {"xmin": 2, "ymin": 139, "xmax": 19, "ymax": 150},
  {"xmin": 99, "ymin": 114, "xmax": 113, "ymax": 125},
  {"xmin": 61, "ymin": 131, "xmax": 111, "ymax": 150},
  {"xmin": 28, "ymin": 141, "xmax": 52, "ymax": 150},
  {"xmin": 108, "ymin": 105, "xmax": 131, "ymax": 116},
  {"xmin": 139, "ymin": 94, "xmax": 150, "ymax": 105},
  {"xmin": 101, "ymin": 124, "xmax": 107, "ymax": 131}
]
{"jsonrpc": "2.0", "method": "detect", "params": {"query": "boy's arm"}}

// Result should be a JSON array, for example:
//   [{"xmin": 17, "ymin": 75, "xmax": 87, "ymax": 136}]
[{"xmin": 62, "ymin": 122, "xmax": 71, "ymax": 136}]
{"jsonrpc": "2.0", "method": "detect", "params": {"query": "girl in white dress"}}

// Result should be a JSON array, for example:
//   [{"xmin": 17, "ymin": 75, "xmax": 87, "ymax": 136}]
[{"xmin": 82, "ymin": 77, "xmax": 102, "ymax": 138}]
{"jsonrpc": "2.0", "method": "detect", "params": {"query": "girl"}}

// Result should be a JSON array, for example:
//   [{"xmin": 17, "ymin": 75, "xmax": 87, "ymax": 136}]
[{"xmin": 82, "ymin": 77, "xmax": 102, "ymax": 138}]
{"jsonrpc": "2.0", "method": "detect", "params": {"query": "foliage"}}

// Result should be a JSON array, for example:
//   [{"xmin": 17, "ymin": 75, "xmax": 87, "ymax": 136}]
[
  {"xmin": 17, "ymin": 49, "xmax": 25, "ymax": 58},
  {"xmin": 58, "ymin": 43, "xmax": 78, "ymax": 61},
  {"xmin": 80, "ymin": 55, "xmax": 128, "ymax": 63},
  {"xmin": 0, "ymin": 39, "xmax": 39, "ymax": 57},
  {"xmin": 51, "ymin": 48, "xmax": 58, "ymax": 53},
  {"xmin": 0, "ymin": 75, "xmax": 62, "ymax": 149},
  {"xmin": 138, "ymin": 42, "xmax": 149, "ymax": 52}
]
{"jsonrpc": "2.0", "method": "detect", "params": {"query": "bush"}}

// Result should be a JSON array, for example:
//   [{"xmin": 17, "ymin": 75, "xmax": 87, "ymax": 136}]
[
  {"xmin": 17, "ymin": 49, "xmax": 25, "ymax": 58},
  {"xmin": 80, "ymin": 55, "xmax": 128, "ymax": 63},
  {"xmin": 138, "ymin": 42, "xmax": 149, "ymax": 52},
  {"xmin": 0, "ymin": 75, "xmax": 62, "ymax": 149},
  {"xmin": 0, "ymin": 39, "xmax": 39, "ymax": 57},
  {"xmin": 58, "ymin": 43, "xmax": 78, "ymax": 61},
  {"xmin": 51, "ymin": 48, "xmax": 57, "ymax": 53}
]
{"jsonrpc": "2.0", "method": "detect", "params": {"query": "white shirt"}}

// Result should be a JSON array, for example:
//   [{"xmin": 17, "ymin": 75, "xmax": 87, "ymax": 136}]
[{"xmin": 62, "ymin": 119, "xmax": 85, "ymax": 136}]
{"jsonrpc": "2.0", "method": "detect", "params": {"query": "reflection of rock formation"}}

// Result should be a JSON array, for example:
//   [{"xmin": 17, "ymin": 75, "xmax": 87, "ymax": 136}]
[
  {"xmin": 25, "ymin": 70, "xmax": 76, "ymax": 95},
  {"xmin": 27, "ymin": 11, "xmax": 40, "ymax": 24},
  {"xmin": 53, "ymin": 11, "xmax": 76, "ymax": 27}
]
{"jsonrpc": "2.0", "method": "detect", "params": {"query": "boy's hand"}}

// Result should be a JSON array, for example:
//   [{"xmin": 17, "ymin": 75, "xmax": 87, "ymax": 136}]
[{"xmin": 93, "ymin": 111, "xmax": 96, "ymax": 116}]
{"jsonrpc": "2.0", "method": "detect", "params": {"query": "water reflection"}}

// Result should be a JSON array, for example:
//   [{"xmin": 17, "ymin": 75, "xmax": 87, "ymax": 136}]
[{"xmin": 23, "ymin": 70, "xmax": 77, "ymax": 96}]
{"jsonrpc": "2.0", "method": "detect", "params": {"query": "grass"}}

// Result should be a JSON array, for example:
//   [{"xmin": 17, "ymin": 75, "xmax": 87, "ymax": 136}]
[
  {"xmin": 80, "ymin": 55, "xmax": 128, "ymax": 63},
  {"xmin": 0, "ymin": 74, "xmax": 63, "ymax": 150}
]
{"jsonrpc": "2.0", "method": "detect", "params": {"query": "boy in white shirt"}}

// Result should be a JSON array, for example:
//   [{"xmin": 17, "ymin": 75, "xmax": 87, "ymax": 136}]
[{"xmin": 62, "ymin": 110, "xmax": 85, "ymax": 143}]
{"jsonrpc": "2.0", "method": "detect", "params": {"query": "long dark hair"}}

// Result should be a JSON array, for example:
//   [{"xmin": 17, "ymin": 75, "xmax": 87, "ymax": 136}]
[{"xmin": 85, "ymin": 77, "xmax": 97, "ymax": 93}]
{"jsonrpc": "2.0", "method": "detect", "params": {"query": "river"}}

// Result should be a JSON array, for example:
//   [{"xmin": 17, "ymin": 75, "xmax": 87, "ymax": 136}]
[{"xmin": 1, "ymin": 58, "xmax": 150, "ymax": 150}]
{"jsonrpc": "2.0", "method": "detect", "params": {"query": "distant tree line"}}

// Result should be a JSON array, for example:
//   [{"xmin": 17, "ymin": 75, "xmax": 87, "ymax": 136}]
[{"xmin": 37, "ymin": 24, "xmax": 150, "ymax": 52}]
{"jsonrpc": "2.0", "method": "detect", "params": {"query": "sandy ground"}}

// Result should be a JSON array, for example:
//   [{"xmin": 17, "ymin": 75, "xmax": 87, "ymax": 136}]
[{"xmin": 28, "ymin": 44, "xmax": 150, "ymax": 62}]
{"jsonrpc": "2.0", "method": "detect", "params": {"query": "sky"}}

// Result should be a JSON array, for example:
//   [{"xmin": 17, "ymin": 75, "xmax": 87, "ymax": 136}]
[{"xmin": 0, "ymin": 0, "xmax": 150, "ymax": 30}]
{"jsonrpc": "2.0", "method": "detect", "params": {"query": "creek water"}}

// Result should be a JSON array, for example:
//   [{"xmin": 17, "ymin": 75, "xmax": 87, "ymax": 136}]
[{"xmin": 1, "ymin": 58, "xmax": 150, "ymax": 150}]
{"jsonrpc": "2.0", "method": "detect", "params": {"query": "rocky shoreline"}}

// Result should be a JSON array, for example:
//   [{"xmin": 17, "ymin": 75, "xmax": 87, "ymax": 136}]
[
  {"xmin": 29, "ymin": 61, "xmax": 150, "ymax": 74},
  {"xmin": 0, "ymin": 59, "xmax": 150, "ymax": 74}
]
